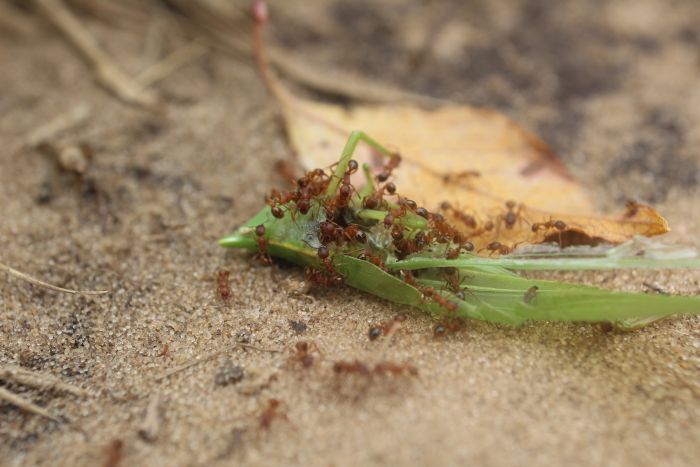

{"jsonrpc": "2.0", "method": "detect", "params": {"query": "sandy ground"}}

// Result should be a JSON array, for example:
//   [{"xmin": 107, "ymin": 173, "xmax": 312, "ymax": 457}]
[{"xmin": 1, "ymin": 1, "xmax": 699, "ymax": 466}]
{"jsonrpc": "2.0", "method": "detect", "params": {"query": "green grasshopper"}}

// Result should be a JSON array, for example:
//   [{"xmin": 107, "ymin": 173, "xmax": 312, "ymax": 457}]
[{"xmin": 220, "ymin": 131, "xmax": 700, "ymax": 329}]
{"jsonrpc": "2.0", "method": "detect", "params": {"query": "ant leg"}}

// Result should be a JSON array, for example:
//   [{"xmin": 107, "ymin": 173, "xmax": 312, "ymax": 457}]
[{"xmin": 325, "ymin": 131, "xmax": 396, "ymax": 196}]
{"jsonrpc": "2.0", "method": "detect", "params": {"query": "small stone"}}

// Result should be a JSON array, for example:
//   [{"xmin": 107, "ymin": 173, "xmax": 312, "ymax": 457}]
[
  {"xmin": 215, "ymin": 360, "xmax": 244, "ymax": 387},
  {"xmin": 235, "ymin": 329, "xmax": 252, "ymax": 344},
  {"xmin": 36, "ymin": 181, "xmax": 53, "ymax": 205}
]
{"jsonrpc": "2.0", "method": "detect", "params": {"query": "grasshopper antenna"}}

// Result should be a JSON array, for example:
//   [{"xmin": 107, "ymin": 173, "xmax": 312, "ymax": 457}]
[{"xmin": 252, "ymin": 0, "xmax": 285, "ymax": 100}]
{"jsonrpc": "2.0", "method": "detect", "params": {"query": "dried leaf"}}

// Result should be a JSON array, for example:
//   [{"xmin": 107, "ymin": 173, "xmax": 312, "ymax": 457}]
[{"xmin": 274, "ymin": 89, "xmax": 668, "ymax": 252}]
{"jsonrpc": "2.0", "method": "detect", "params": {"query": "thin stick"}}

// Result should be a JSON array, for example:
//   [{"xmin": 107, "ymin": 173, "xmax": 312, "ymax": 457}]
[
  {"xmin": 238, "ymin": 343, "xmax": 281, "ymax": 353},
  {"xmin": 269, "ymin": 48, "xmax": 448, "ymax": 106},
  {"xmin": 25, "ymin": 104, "xmax": 92, "ymax": 149},
  {"xmin": 137, "ymin": 392, "xmax": 161, "ymax": 442},
  {"xmin": 170, "ymin": 0, "xmax": 446, "ymax": 106},
  {"xmin": 36, "ymin": 0, "xmax": 159, "ymax": 109},
  {"xmin": 154, "ymin": 349, "xmax": 224, "ymax": 382},
  {"xmin": 154, "ymin": 343, "xmax": 280, "ymax": 382},
  {"xmin": 0, "ymin": 387, "xmax": 62, "ymax": 423},
  {"xmin": 135, "ymin": 40, "xmax": 208, "ymax": 88},
  {"xmin": 0, "ymin": 365, "xmax": 88, "ymax": 397},
  {"xmin": 0, "ymin": 261, "xmax": 109, "ymax": 296}
]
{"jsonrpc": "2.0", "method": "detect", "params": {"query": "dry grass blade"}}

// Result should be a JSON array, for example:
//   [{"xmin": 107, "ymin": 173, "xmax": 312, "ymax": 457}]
[
  {"xmin": 0, "ymin": 386, "xmax": 62, "ymax": 423},
  {"xmin": 268, "ymin": 48, "xmax": 447, "ymax": 106},
  {"xmin": 154, "ymin": 349, "xmax": 226, "ymax": 382},
  {"xmin": 154, "ymin": 343, "xmax": 280, "ymax": 382},
  {"xmin": 24, "ymin": 104, "xmax": 91, "ymax": 149},
  {"xmin": 165, "ymin": 0, "xmax": 444, "ymax": 105},
  {"xmin": 0, "ymin": 261, "xmax": 109, "ymax": 296},
  {"xmin": 0, "ymin": 365, "xmax": 88, "ymax": 397},
  {"xmin": 137, "ymin": 392, "xmax": 161, "ymax": 442},
  {"xmin": 36, "ymin": 0, "xmax": 160, "ymax": 109},
  {"xmin": 135, "ymin": 40, "xmax": 209, "ymax": 87}
]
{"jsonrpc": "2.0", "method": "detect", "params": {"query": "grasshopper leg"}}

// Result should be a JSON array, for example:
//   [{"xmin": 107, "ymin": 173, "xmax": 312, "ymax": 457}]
[{"xmin": 325, "ymin": 130, "xmax": 397, "ymax": 196}]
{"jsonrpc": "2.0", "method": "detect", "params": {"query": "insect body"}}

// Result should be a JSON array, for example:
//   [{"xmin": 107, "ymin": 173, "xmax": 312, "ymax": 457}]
[
  {"xmin": 220, "ymin": 130, "xmax": 700, "ymax": 329},
  {"xmin": 289, "ymin": 341, "xmax": 321, "ymax": 368},
  {"xmin": 217, "ymin": 270, "xmax": 231, "ymax": 299}
]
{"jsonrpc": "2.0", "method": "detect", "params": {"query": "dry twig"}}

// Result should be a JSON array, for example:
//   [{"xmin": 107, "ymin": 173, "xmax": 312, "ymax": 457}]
[
  {"xmin": 165, "ymin": 0, "xmax": 446, "ymax": 105},
  {"xmin": 154, "ymin": 343, "xmax": 279, "ymax": 382},
  {"xmin": 137, "ymin": 392, "xmax": 161, "ymax": 442},
  {"xmin": 0, "ymin": 365, "xmax": 88, "ymax": 397},
  {"xmin": 0, "ymin": 261, "xmax": 109, "ymax": 296},
  {"xmin": 135, "ymin": 40, "xmax": 209, "ymax": 87},
  {"xmin": 0, "ymin": 386, "xmax": 62, "ymax": 423},
  {"xmin": 36, "ymin": 0, "xmax": 160, "ymax": 109},
  {"xmin": 25, "ymin": 104, "xmax": 92, "ymax": 149}
]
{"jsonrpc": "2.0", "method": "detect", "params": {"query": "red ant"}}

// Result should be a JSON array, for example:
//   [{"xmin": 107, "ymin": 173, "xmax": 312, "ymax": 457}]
[
  {"xmin": 258, "ymin": 399, "xmax": 287, "ymax": 431},
  {"xmin": 441, "ymin": 170, "xmax": 481, "ymax": 184},
  {"xmin": 317, "ymin": 245, "xmax": 334, "ymax": 273},
  {"xmin": 383, "ymin": 213, "xmax": 395, "ymax": 229},
  {"xmin": 332, "ymin": 360, "xmax": 417, "ymax": 377},
  {"xmin": 362, "ymin": 189, "xmax": 386, "ymax": 210},
  {"xmin": 492, "ymin": 200, "xmax": 527, "ymax": 237},
  {"xmin": 375, "ymin": 153, "xmax": 402, "ymax": 182},
  {"xmin": 469, "ymin": 219, "xmax": 495, "ymax": 238},
  {"xmin": 454, "ymin": 211, "xmax": 478, "ymax": 229},
  {"xmin": 289, "ymin": 341, "xmax": 321, "ymax": 368},
  {"xmin": 318, "ymin": 220, "xmax": 338, "ymax": 244},
  {"xmin": 432, "ymin": 318, "xmax": 465, "ymax": 338},
  {"xmin": 305, "ymin": 267, "xmax": 343, "ymax": 288},
  {"xmin": 440, "ymin": 201, "xmax": 478, "ymax": 229},
  {"xmin": 103, "ymin": 439, "xmax": 124, "ymax": 467},
  {"xmin": 445, "ymin": 239, "xmax": 474, "ymax": 259},
  {"xmin": 367, "ymin": 314, "xmax": 407, "ymax": 341},
  {"xmin": 390, "ymin": 224, "xmax": 404, "ymax": 242},
  {"xmin": 217, "ymin": 270, "xmax": 231, "ymax": 300},
  {"xmin": 428, "ymin": 213, "xmax": 457, "ymax": 244},
  {"xmin": 443, "ymin": 269, "xmax": 472, "ymax": 299},
  {"xmin": 394, "ymin": 230, "xmax": 434, "ymax": 259},
  {"xmin": 531, "ymin": 219, "xmax": 567, "ymax": 245},
  {"xmin": 416, "ymin": 207, "xmax": 430, "ymax": 219},
  {"xmin": 345, "ymin": 225, "xmax": 367, "ymax": 244},
  {"xmin": 388, "ymin": 197, "xmax": 418, "ymax": 223},
  {"xmin": 480, "ymin": 241, "xmax": 513, "ymax": 256},
  {"xmin": 502, "ymin": 200, "xmax": 525, "ymax": 229},
  {"xmin": 318, "ymin": 221, "xmax": 365, "ymax": 246},
  {"xmin": 358, "ymin": 252, "xmax": 386, "ymax": 270},
  {"xmin": 373, "ymin": 361, "xmax": 418, "ymax": 377},
  {"xmin": 255, "ymin": 224, "xmax": 272, "ymax": 264},
  {"xmin": 421, "ymin": 286, "xmax": 458, "ymax": 313},
  {"xmin": 333, "ymin": 359, "xmax": 371, "ymax": 376},
  {"xmin": 401, "ymin": 270, "xmax": 419, "ymax": 287}
]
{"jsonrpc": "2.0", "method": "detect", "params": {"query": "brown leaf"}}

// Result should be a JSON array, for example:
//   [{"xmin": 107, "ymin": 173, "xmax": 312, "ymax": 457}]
[{"xmin": 274, "ymin": 89, "xmax": 669, "ymax": 252}]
